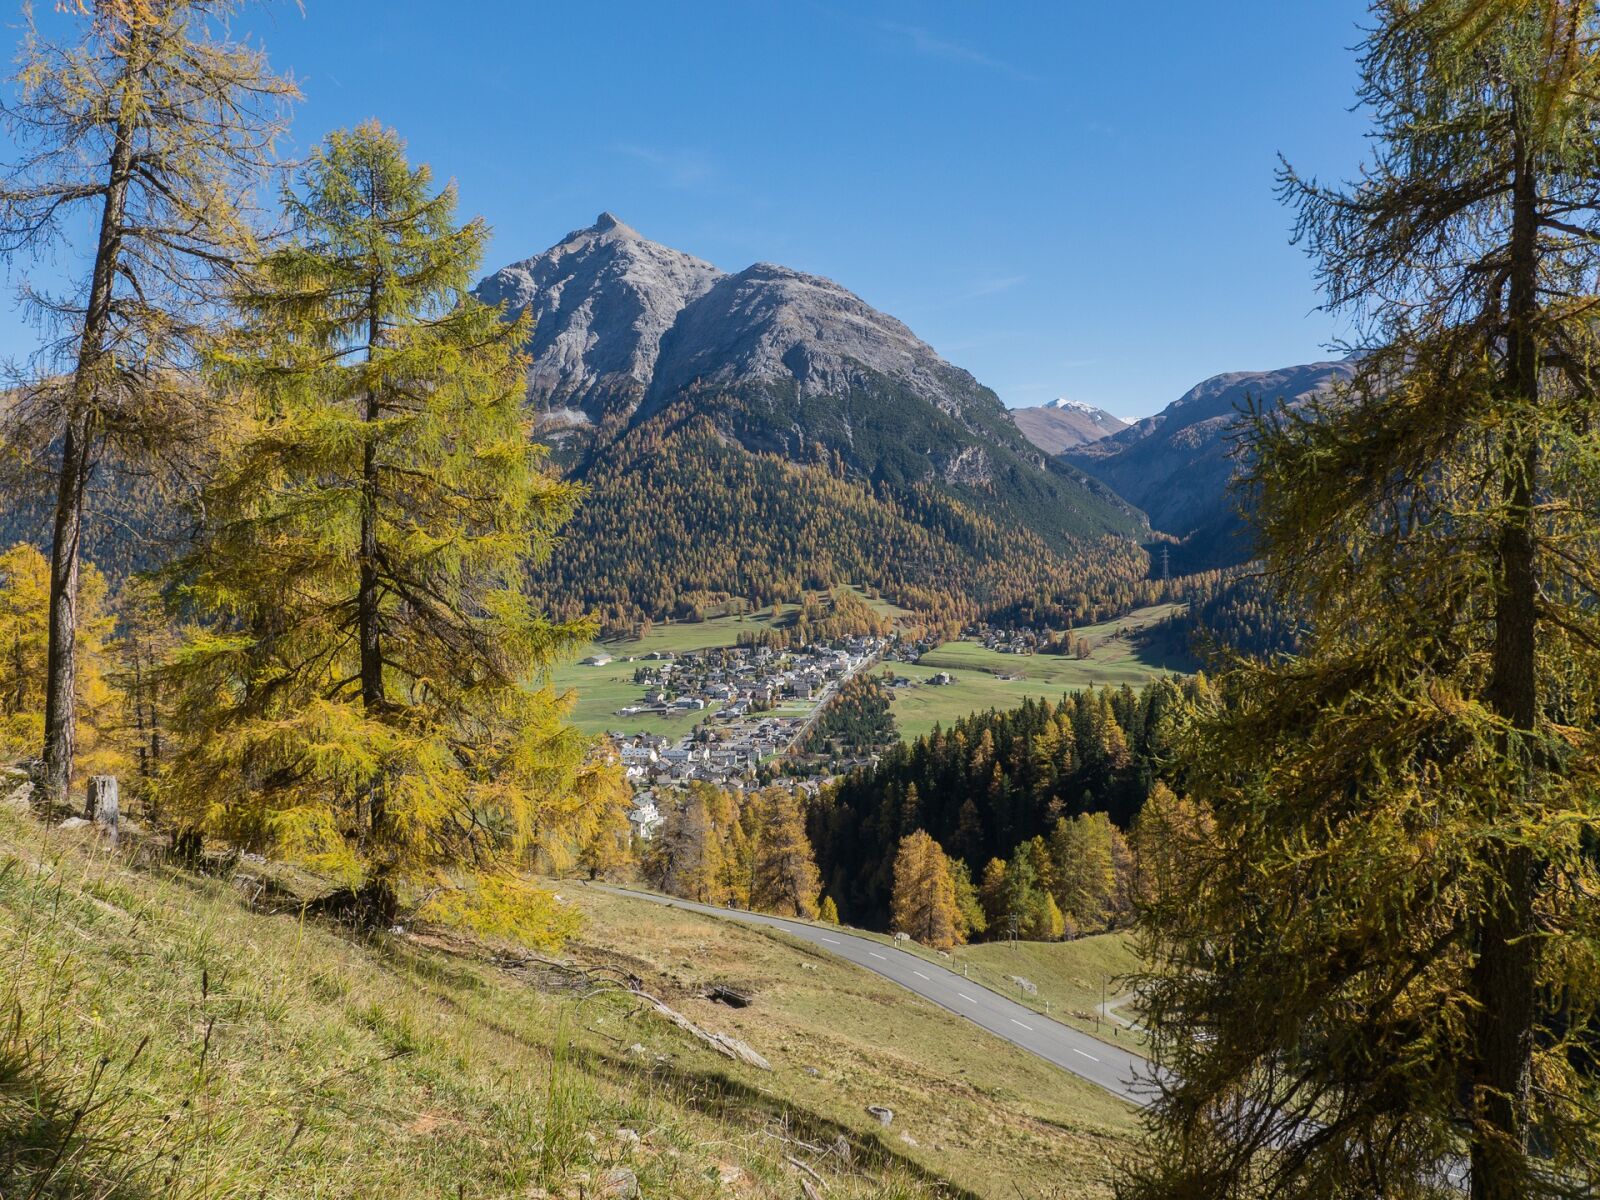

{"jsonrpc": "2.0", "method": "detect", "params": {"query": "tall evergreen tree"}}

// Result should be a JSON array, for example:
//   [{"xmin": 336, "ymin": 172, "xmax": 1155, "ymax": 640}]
[
  {"xmin": 648, "ymin": 787, "xmax": 723, "ymax": 904},
  {"xmin": 0, "ymin": 0, "xmax": 295, "ymax": 804},
  {"xmin": 947, "ymin": 856, "xmax": 987, "ymax": 940},
  {"xmin": 1050, "ymin": 812, "xmax": 1119, "ymax": 933},
  {"xmin": 164, "ymin": 125, "xmax": 607, "ymax": 933},
  {"xmin": 1129, "ymin": 4, "xmax": 1600, "ymax": 1197}
]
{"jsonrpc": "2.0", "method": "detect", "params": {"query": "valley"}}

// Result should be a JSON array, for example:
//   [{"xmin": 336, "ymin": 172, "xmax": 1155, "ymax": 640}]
[{"xmin": 3, "ymin": 2, "xmax": 1590, "ymax": 1195}]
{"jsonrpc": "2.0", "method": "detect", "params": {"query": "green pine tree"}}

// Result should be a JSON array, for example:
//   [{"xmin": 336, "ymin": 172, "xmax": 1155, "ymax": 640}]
[{"xmin": 164, "ymin": 124, "xmax": 610, "ymax": 941}]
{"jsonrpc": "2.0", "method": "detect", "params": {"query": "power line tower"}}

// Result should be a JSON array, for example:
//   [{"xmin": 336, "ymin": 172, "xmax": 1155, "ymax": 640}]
[{"xmin": 1161, "ymin": 545, "xmax": 1170, "ymax": 582}]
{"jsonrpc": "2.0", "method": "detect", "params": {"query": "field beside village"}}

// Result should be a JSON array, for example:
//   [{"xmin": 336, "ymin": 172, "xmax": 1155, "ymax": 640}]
[
  {"xmin": 887, "ymin": 604, "xmax": 1192, "ymax": 741},
  {"xmin": 548, "ymin": 591, "xmax": 915, "ymax": 737},
  {"xmin": 549, "ymin": 598, "xmax": 1192, "ymax": 743}
]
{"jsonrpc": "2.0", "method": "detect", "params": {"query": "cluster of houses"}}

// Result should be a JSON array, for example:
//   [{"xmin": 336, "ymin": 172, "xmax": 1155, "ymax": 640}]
[
  {"xmin": 604, "ymin": 635, "xmax": 890, "ymax": 838},
  {"xmin": 616, "ymin": 637, "xmax": 885, "ymax": 721},
  {"xmin": 969, "ymin": 625, "xmax": 1043, "ymax": 654}
]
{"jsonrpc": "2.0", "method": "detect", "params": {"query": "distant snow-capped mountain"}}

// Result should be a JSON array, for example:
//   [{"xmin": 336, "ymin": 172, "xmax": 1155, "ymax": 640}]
[{"xmin": 1010, "ymin": 398, "xmax": 1129, "ymax": 455}]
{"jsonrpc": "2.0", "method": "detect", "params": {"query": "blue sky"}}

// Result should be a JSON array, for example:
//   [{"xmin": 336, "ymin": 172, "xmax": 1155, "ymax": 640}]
[{"xmin": 3, "ymin": 1, "xmax": 1374, "ymax": 418}]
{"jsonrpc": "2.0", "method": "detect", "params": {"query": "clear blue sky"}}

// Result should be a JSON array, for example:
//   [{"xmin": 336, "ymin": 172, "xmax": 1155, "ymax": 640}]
[{"xmin": 3, "ymin": 1, "xmax": 1375, "ymax": 418}]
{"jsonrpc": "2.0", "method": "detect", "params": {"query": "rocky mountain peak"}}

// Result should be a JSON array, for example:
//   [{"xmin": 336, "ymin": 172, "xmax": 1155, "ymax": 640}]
[
  {"xmin": 1011, "ymin": 398, "xmax": 1130, "ymax": 455},
  {"xmin": 471, "ymin": 214, "xmax": 724, "ymax": 424},
  {"xmin": 591, "ymin": 210, "xmax": 632, "ymax": 236}
]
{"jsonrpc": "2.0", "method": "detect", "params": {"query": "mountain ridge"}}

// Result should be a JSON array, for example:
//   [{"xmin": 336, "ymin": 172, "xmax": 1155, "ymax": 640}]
[
  {"xmin": 1067, "ymin": 358, "xmax": 1356, "ymax": 570},
  {"xmin": 472, "ymin": 215, "xmax": 1153, "ymax": 629}
]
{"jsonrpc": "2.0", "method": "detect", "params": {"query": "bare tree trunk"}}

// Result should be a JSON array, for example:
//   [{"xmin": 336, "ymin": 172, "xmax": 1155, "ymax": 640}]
[
  {"xmin": 358, "ymin": 294, "xmax": 383, "ymax": 728},
  {"xmin": 41, "ymin": 414, "xmax": 93, "ymax": 803},
  {"xmin": 1470, "ymin": 122, "xmax": 1541, "ymax": 1200},
  {"xmin": 42, "ymin": 89, "xmax": 136, "ymax": 805}
]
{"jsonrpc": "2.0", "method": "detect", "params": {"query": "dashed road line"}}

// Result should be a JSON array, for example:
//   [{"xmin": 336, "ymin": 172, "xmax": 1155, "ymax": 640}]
[
  {"xmin": 868, "ymin": 951, "xmax": 886, "ymax": 960},
  {"xmin": 1011, "ymin": 1019, "xmax": 1034, "ymax": 1031},
  {"xmin": 820, "ymin": 937, "xmax": 841, "ymax": 945},
  {"xmin": 912, "ymin": 970, "xmax": 930, "ymax": 980},
  {"xmin": 958, "ymin": 992, "xmax": 978, "ymax": 1003},
  {"xmin": 1072, "ymin": 1048, "xmax": 1101, "ymax": 1062}
]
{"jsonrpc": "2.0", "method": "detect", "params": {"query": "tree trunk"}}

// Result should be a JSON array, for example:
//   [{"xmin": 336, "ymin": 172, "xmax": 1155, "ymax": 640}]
[
  {"xmin": 41, "ymin": 413, "xmax": 93, "ymax": 804},
  {"xmin": 1470, "ymin": 122, "xmax": 1542, "ymax": 1200},
  {"xmin": 41, "ymin": 50, "xmax": 138, "ymax": 806},
  {"xmin": 357, "ymin": 281, "xmax": 388, "ymax": 891}
]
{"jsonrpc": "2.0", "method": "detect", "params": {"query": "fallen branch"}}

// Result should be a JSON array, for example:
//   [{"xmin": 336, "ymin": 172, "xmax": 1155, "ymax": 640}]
[
  {"xmin": 786, "ymin": 1154, "xmax": 829, "ymax": 1193},
  {"xmin": 633, "ymin": 988, "xmax": 772, "ymax": 1070},
  {"xmin": 491, "ymin": 949, "xmax": 771, "ymax": 1070}
]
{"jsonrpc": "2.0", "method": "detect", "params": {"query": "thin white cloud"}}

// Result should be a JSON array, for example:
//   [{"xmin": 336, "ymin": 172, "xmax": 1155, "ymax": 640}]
[
  {"xmin": 963, "ymin": 274, "xmax": 1025, "ymax": 299},
  {"xmin": 615, "ymin": 144, "xmax": 717, "ymax": 190},
  {"xmin": 879, "ymin": 21, "xmax": 1034, "ymax": 80}
]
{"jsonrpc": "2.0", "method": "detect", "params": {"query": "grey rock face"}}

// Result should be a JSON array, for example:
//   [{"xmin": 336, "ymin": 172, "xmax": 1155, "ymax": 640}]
[
  {"xmin": 475, "ymin": 218, "xmax": 999, "ymax": 433},
  {"xmin": 472, "ymin": 212, "xmax": 724, "ymax": 424},
  {"xmin": 645, "ymin": 261, "xmax": 988, "ymax": 423}
]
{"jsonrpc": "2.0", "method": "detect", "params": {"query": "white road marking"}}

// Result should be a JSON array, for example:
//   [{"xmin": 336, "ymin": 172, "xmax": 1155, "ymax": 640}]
[
  {"xmin": 958, "ymin": 992, "xmax": 978, "ymax": 1003},
  {"xmin": 1011, "ymin": 1019, "xmax": 1033, "ymax": 1031},
  {"xmin": 912, "ymin": 970, "xmax": 930, "ymax": 980},
  {"xmin": 820, "ymin": 937, "xmax": 841, "ymax": 945},
  {"xmin": 868, "ymin": 951, "xmax": 887, "ymax": 960},
  {"xmin": 1072, "ymin": 1048, "xmax": 1100, "ymax": 1062}
]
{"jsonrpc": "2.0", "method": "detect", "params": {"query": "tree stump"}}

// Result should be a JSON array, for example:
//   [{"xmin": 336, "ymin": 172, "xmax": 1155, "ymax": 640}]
[{"xmin": 86, "ymin": 775, "xmax": 120, "ymax": 848}]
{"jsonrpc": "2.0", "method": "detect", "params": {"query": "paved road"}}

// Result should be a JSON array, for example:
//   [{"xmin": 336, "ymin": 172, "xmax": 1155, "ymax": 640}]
[{"xmin": 594, "ymin": 884, "xmax": 1157, "ymax": 1107}]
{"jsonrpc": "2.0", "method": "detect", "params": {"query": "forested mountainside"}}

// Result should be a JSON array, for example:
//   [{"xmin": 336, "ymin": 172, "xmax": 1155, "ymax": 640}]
[
  {"xmin": 0, "ymin": 443, "xmax": 186, "ymax": 584},
  {"xmin": 1067, "ymin": 360, "xmax": 1355, "ymax": 573},
  {"xmin": 476, "ymin": 215, "xmax": 1149, "ymax": 630}
]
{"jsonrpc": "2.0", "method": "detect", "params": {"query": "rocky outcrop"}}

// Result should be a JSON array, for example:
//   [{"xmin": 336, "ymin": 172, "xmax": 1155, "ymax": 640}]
[{"xmin": 645, "ymin": 262, "xmax": 991, "ymax": 425}]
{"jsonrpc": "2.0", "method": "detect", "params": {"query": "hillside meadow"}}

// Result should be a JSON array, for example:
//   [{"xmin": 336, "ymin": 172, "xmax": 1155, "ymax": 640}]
[
  {"xmin": 0, "ymin": 806, "xmax": 1142, "ymax": 1200},
  {"xmin": 888, "ymin": 605, "xmax": 1193, "ymax": 741}
]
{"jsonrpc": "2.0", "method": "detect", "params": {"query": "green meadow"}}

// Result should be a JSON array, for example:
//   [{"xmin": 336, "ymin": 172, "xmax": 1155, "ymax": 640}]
[{"xmin": 888, "ymin": 604, "xmax": 1193, "ymax": 741}]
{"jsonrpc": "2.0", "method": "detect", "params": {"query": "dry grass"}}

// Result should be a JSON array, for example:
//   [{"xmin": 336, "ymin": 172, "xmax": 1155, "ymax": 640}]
[{"xmin": 0, "ymin": 807, "xmax": 1140, "ymax": 1199}]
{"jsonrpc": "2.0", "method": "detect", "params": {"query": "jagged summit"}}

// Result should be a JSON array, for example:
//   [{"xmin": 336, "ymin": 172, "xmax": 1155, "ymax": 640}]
[
  {"xmin": 472, "ymin": 216, "xmax": 1043, "ymax": 439},
  {"xmin": 472, "ymin": 214, "xmax": 724, "ymax": 422}
]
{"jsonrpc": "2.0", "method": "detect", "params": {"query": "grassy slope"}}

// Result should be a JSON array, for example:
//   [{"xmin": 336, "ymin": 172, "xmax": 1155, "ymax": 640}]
[
  {"xmin": 889, "ymin": 604, "xmax": 1193, "ymax": 741},
  {"xmin": 0, "ymin": 809, "xmax": 1140, "ymax": 1200}
]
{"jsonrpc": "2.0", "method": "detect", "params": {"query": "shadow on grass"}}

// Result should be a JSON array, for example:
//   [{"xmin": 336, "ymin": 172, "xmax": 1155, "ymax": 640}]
[
  {"xmin": 578, "ymin": 1041, "xmax": 984, "ymax": 1200},
  {"xmin": 0, "ymin": 1045, "xmax": 151, "ymax": 1200}
]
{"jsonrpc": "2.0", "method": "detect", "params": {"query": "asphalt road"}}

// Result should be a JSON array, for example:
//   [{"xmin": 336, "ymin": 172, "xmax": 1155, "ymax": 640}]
[{"xmin": 595, "ymin": 884, "xmax": 1158, "ymax": 1107}]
